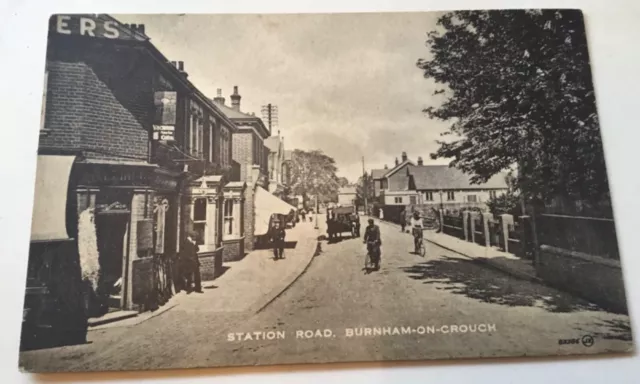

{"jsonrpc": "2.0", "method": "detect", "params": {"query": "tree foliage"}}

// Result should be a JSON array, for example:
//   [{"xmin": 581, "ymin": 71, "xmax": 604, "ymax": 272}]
[
  {"xmin": 417, "ymin": 10, "xmax": 610, "ymax": 208},
  {"xmin": 355, "ymin": 172, "xmax": 374, "ymax": 206},
  {"xmin": 289, "ymin": 149, "xmax": 341, "ymax": 205}
]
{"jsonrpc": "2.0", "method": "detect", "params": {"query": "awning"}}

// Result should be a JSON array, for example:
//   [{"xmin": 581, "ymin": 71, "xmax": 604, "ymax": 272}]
[
  {"xmin": 254, "ymin": 187, "xmax": 297, "ymax": 236},
  {"xmin": 30, "ymin": 155, "xmax": 76, "ymax": 242}
]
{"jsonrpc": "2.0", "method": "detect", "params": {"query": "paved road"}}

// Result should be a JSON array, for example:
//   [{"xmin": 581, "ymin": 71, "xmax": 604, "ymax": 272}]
[{"xmin": 19, "ymin": 217, "xmax": 633, "ymax": 372}]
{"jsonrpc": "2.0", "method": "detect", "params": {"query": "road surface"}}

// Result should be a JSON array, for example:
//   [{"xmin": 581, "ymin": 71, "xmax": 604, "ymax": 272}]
[{"xmin": 19, "ymin": 217, "xmax": 633, "ymax": 372}]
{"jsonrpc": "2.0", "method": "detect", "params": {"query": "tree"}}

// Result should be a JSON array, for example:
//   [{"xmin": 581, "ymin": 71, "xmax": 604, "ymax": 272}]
[
  {"xmin": 289, "ymin": 149, "xmax": 341, "ymax": 207},
  {"xmin": 355, "ymin": 172, "xmax": 374, "ymax": 207},
  {"xmin": 417, "ymin": 10, "xmax": 610, "ymax": 211}
]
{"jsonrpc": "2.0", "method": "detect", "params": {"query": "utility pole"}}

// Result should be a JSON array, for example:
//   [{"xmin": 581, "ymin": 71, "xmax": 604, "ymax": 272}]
[
  {"xmin": 362, "ymin": 156, "xmax": 368, "ymax": 215},
  {"xmin": 261, "ymin": 103, "xmax": 279, "ymax": 135}
]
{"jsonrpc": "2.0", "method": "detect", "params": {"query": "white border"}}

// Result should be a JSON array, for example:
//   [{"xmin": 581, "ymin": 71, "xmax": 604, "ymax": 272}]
[{"xmin": 1, "ymin": 1, "xmax": 639, "ymax": 383}]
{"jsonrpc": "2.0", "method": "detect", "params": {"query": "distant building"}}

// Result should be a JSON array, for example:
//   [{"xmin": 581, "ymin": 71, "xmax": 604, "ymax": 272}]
[
  {"xmin": 338, "ymin": 186, "xmax": 357, "ymax": 207},
  {"xmin": 375, "ymin": 152, "xmax": 509, "ymax": 210},
  {"xmin": 264, "ymin": 136, "xmax": 287, "ymax": 197}
]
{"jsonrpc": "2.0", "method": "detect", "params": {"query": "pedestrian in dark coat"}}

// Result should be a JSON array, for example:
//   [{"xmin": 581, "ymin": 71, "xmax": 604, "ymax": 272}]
[
  {"xmin": 400, "ymin": 208, "xmax": 407, "ymax": 233},
  {"xmin": 270, "ymin": 221, "xmax": 286, "ymax": 260},
  {"xmin": 182, "ymin": 232, "xmax": 202, "ymax": 293}
]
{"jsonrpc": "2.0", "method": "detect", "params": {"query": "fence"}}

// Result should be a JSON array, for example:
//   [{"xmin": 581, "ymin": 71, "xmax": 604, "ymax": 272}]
[
  {"xmin": 441, "ymin": 210, "xmax": 532, "ymax": 259},
  {"xmin": 537, "ymin": 213, "xmax": 619, "ymax": 260}
]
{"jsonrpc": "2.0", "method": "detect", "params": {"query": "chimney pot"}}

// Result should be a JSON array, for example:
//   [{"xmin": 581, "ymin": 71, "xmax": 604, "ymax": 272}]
[
  {"xmin": 395, "ymin": 157, "xmax": 399, "ymax": 166},
  {"xmin": 401, "ymin": 151, "xmax": 408, "ymax": 162},
  {"xmin": 217, "ymin": 88, "xmax": 222, "ymax": 97},
  {"xmin": 230, "ymin": 86, "xmax": 241, "ymax": 111},
  {"xmin": 417, "ymin": 156, "xmax": 424, "ymax": 166},
  {"xmin": 178, "ymin": 61, "xmax": 184, "ymax": 71},
  {"xmin": 138, "ymin": 24, "xmax": 145, "ymax": 34}
]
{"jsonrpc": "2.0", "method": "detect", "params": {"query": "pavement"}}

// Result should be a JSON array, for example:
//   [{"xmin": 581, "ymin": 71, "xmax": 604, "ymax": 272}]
[
  {"xmin": 376, "ymin": 217, "xmax": 539, "ymax": 283},
  {"xmin": 19, "ymin": 214, "xmax": 633, "ymax": 373}
]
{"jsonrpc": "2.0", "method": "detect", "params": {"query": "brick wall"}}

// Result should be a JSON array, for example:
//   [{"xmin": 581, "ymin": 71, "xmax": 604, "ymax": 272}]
[
  {"xmin": 41, "ymin": 38, "xmax": 153, "ymax": 161},
  {"xmin": 198, "ymin": 248, "xmax": 223, "ymax": 281},
  {"xmin": 232, "ymin": 132, "xmax": 253, "ymax": 181},
  {"xmin": 222, "ymin": 237, "xmax": 245, "ymax": 262}
]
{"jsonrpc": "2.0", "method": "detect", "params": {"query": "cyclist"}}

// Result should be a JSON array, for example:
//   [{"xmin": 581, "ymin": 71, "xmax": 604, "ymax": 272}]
[
  {"xmin": 363, "ymin": 218, "xmax": 382, "ymax": 270},
  {"xmin": 410, "ymin": 211, "xmax": 424, "ymax": 254}
]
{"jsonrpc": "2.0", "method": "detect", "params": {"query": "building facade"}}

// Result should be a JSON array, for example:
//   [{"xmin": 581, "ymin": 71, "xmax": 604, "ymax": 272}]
[
  {"xmin": 29, "ymin": 14, "xmax": 246, "ymax": 328},
  {"xmin": 213, "ymin": 87, "xmax": 272, "ymax": 251},
  {"xmin": 374, "ymin": 152, "xmax": 509, "ymax": 211}
]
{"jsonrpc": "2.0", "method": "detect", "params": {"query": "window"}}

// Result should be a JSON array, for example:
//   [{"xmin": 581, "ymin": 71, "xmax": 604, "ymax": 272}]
[
  {"xmin": 40, "ymin": 70, "xmax": 49, "ymax": 131},
  {"xmin": 224, "ymin": 199, "xmax": 234, "ymax": 236},
  {"xmin": 410, "ymin": 196, "xmax": 417, "ymax": 205},
  {"xmin": 467, "ymin": 194, "xmax": 477, "ymax": 203},
  {"xmin": 394, "ymin": 197, "xmax": 403, "ymax": 204},
  {"xmin": 489, "ymin": 190, "xmax": 497, "ymax": 199},
  {"xmin": 208, "ymin": 118, "xmax": 214, "ymax": 163},
  {"xmin": 425, "ymin": 191, "xmax": 434, "ymax": 201},
  {"xmin": 192, "ymin": 198, "xmax": 207, "ymax": 245},
  {"xmin": 447, "ymin": 191, "xmax": 455, "ymax": 201},
  {"xmin": 188, "ymin": 108, "xmax": 204, "ymax": 158}
]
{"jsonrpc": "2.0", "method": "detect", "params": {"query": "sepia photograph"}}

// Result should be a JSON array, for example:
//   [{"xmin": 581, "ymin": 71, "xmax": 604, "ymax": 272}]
[{"xmin": 18, "ymin": 9, "xmax": 633, "ymax": 373}]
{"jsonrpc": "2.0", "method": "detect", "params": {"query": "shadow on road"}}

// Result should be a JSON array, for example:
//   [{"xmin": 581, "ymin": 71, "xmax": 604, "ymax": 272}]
[
  {"xmin": 402, "ymin": 255, "xmax": 602, "ymax": 313},
  {"xmin": 576, "ymin": 319, "xmax": 633, "ymax": 341}
]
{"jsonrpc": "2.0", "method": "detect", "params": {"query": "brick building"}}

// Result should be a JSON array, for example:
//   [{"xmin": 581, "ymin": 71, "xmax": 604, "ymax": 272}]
[
  {"xmin": 213, "ymin": 88, "xmax": 276, "ymax": 251},
  {"xmin": 26, "ymin": 13, "xmax": 246, "ymax": 341}
]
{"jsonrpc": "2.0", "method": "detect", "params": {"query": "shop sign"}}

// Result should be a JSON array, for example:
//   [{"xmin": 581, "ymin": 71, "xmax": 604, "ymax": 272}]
[
  {"xmin": 153, "ymin": 125, "xmax": 175, "ymax": 142},
  {"xmin": 51, "ymin": 15, "xmax": 131, "ymax": 40}
]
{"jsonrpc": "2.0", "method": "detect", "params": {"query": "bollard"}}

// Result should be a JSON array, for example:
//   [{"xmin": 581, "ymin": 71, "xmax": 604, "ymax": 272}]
[{"xmin": 500, "ymin": 214, "xmax": 514, "ymax": 253}]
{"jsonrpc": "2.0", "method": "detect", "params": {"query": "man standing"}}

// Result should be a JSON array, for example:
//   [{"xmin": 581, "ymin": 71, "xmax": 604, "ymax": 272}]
[
  {"xmin": 400, "ymin": 207, "xmax": 407, "ymax": 233},
  {"xmin": 182, "ymin": 232, "xmax": 202, "ymax": 293},
  {"xmin": 270, "ymin": 220, "xmax": 286, "ymax": 260}
]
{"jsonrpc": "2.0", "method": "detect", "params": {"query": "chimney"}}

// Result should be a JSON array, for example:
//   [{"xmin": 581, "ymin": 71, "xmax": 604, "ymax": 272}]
[
  {"xmin": 395, "ymin": 157, "xmax": 399, "ymax": 166},
  {"xmin": 213, "ymin": 88, "xmax": 225, "ymax": 105},
  {"xmin": 138, "ymin": 24, "xmax": 146, "ymax": 35},
  {"xmin": 230, "ymin": 85, "xmax": 241, "ymax": 111},
  {"xmin": 417, "ymin": 156, "xmax": 423, "ymax": 166},
  {"xmin": 177, "ymin": 61, "xmax": 188, "ymax": 78},
  {"xmin": 401, "ymin": 151, "xmax": 408, "ymax": 162}
]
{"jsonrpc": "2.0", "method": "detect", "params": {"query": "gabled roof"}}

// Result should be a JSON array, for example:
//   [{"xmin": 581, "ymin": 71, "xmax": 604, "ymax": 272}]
[
  {"xmin": 371, "ymin": 169, "xmax": 386, "ymax": 179},
  {"xmin": 338, "ymin": 186, "xmax": 357, "ymax": 195},
  {"xmin": 410, "ymin": 165, "xmax": 508, "ymax": 190},
  {"xmin": 216, "ymin": 102, "xmax": 270, "ymax": 138},
  {"xmin": 383, "ymin": 160, "xmax": 415, "ymax": 178}
]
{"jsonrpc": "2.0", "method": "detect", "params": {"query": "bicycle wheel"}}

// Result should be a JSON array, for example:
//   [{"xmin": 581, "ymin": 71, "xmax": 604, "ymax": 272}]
[{"xmin": 419, "ymin": 240, "xmax": 426, "ymax": 257}]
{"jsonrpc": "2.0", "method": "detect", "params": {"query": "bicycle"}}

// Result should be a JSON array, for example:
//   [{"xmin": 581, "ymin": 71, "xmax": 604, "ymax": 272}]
[{"xmin": 364, "ymin": 241, "xmax": 380, "ymax": 271}]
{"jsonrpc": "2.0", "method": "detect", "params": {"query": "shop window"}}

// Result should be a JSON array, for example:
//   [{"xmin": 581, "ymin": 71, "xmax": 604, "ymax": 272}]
[
  {"xmin": 192, "ymin": 198, "xmax": 206, "ymax": 245},
  {"xmin": 447, "ymin": 191, "xmax": 455, "ymax": 201},
  {"xmin": 224, "ymin": 199, "xmax": 234, "ymax": 236}
]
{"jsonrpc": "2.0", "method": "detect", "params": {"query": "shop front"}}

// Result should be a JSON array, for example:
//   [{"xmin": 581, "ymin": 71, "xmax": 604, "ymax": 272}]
[
  {"xmin": 73, "ymin": 160, "xmax": 182, "ymax": 314},
  {"xmin": 185, "ymin": 175, "xmax": 225, "ymax": 281},
  {"xmin": 22, "ymin": 154, "xmax": 86, "ymax": 350}
]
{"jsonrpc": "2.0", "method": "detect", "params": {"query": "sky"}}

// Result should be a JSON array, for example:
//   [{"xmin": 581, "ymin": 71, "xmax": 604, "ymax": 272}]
[{"xmin": 116, "ymin": 12, "xmax": 452, "ymax": 181}]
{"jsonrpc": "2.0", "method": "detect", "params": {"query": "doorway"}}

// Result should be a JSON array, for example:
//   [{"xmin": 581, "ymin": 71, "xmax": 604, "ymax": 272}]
[{"xmin": 95, "ymin": 212, "xmax": 129, "ymax": 313}]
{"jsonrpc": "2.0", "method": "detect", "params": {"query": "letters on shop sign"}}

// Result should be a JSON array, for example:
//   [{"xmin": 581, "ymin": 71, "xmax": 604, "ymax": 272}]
[{"xmin": 55, "ymin": 15, "xmax": 120, "ymax": 39}]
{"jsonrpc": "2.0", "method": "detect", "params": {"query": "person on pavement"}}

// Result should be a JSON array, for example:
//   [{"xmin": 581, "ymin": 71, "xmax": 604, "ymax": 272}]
[
  {"xmin": 400, "ymin": 207, "xmax": 407, "ymax": 233},
  {"xmin": 182, "ymin": 231, "xmax": 202, "ymax": 294},
  {"xmin": 410, "ymin": 211, "xmax": 424, "ymax": 254},
  {"xmin": 270, "ymin": 220, "xmax": 286, "ymax": 260},
  {"xmin": 363, "ymin": 218, "xmax": 382, "ymax": 269}
]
